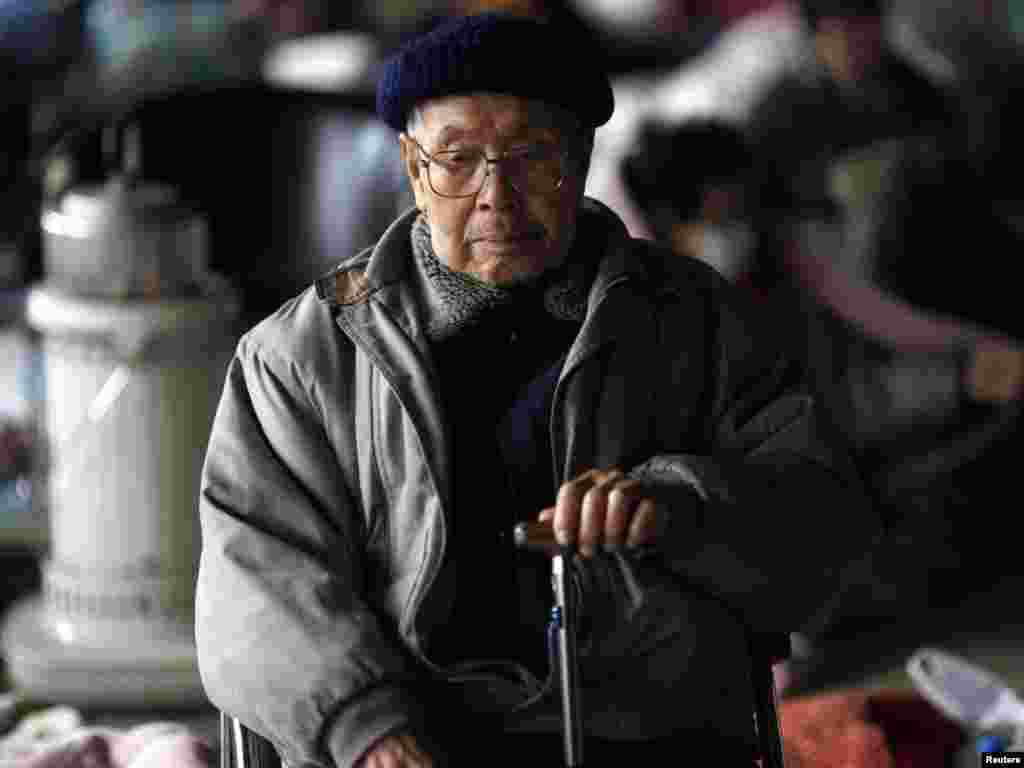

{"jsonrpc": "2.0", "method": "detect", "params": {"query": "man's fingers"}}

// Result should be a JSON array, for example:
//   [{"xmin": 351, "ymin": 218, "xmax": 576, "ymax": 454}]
[
  {"xmin": 360, "ymin": 733, "xmax": 433, "ymax": 768},
  {"xmin": 568, "ymin": 469, "xmax": 626, "ymax": 556},
  {"xmin": 626, "ymin": 498, "xmax": 664, "ymax": 549},
  {"xmin": 551, "ymin": 469, "xmax": 668, "ymax": 555},
  {"xmin": 554, "ymin": 469, "xmax": 602, "ymax": 546},
  {"xmin": 579, "ymin": 481, "xmax": 610, "ymax": 557},
  {"xmin": 402, "ymin": 734, "xmax": 433, "ymax": 767},
  {"xmin": 365, "ymin": 746, "xmax": 397, "ymax": 768},
  {"xmin": 605, "ymin": 478, "xmax": 643, "ymax": 551}
]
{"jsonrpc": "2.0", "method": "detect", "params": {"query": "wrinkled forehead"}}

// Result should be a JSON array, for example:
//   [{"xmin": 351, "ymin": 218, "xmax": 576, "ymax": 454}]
[{"xmin": 413, "ymin": 92, "xmax": 581, "ymax": 146}]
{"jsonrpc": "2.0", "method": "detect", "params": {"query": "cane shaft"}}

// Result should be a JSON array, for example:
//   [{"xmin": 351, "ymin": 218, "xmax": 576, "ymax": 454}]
[{"xmin": 553, "ymin": 553, "xmax": 584, "ymax": 767}]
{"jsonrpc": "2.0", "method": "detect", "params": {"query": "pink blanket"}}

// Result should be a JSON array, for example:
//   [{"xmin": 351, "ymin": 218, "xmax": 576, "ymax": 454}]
[{"xmin": 0, "ymin": 710, "xmax": 215, "ymax": 768}]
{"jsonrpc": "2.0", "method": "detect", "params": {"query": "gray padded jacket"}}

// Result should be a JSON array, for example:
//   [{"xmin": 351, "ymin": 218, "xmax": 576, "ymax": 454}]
[{"xmin": 195, "ymin": 200, "xmax": 877, "ymax": 767}]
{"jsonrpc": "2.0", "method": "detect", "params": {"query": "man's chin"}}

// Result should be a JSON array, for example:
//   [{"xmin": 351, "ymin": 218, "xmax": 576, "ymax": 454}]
[{"xmin": 469, "ymin": 246, "xmax": 562, "ymax": 287}]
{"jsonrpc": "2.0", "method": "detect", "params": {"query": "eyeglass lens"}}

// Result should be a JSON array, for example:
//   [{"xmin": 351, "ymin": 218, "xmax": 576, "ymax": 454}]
[{"xmin": 426, "ymin": 147, "xmax": 564, "ymax": 197}]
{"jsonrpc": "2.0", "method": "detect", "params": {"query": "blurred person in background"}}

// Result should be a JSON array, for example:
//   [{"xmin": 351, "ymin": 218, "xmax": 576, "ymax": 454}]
[
  {"xmin": 746, "ymin": 0, "xmax": 951, "ymax": 223},
  {"xmin": 619, "ymin": 0, "xmax": 1024, "ymax": 695},
  {"xmin": 195, "ymin": 11, "xmax": 876, "ymax": 767},
  {"xmin": 576, "ymin": 1, "xmax": 808, "ymax": 260},
  {"xmin": 620, "ymin": 117, "xmax": 784, "ymax": 295},
  {"xmin": 735, "ymin": 0, "xmax": 1024, "ymax": 697},
  {"xmin": 779, "ymin": 55, "xmax": 1024, "ymax": 696},
  {"xmin": 617, "ymin": 7, "xmax": 1024, "ymax": 759}
]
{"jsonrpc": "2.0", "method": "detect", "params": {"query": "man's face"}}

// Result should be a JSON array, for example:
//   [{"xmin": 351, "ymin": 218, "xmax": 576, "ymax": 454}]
[{"xmin": 400, "ymin": 93, "xmax": 587, "ymax": 286}]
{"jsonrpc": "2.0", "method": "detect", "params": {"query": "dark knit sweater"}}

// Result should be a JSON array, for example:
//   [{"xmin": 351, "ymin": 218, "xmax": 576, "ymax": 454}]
[{"xmin": 409, "ymin": 215, "xmax": 587, "ymax": 675}]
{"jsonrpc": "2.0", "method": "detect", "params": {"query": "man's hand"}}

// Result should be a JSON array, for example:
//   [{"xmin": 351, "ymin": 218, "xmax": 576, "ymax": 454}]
[
  {"xmin": 539, "ymin": 468, "xmax": 669, "ymax": 558},
  {"xmin": 358, "ymin": 731, "xmax": 434, "ymax": 768}
]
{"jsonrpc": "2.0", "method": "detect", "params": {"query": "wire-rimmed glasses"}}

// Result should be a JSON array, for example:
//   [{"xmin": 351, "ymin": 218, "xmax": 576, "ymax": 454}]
[{"xmin": 410, "ymin": 137, "xmax": 569, "ymax": 198}]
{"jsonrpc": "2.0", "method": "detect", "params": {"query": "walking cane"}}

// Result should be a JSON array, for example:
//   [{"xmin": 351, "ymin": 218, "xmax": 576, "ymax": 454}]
[
  {"xmin": 514, "ymin": 521, "xmax": 585, "ymax": 767},
  {"xmin": 516, "ymin": 520, "xmax": 789, "ymax": 768}
]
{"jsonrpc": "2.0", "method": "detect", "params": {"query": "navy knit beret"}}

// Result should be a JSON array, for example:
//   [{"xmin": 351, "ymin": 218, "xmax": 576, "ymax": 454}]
[{"xmin": 376, "ymin": 13, "xmax": 615, "ymax": 133}]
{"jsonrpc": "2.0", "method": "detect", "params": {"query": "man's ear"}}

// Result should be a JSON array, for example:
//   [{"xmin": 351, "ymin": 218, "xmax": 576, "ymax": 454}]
[{"xmin": 399, "ymin": 134, "xmax": 431, "ymax": 213}]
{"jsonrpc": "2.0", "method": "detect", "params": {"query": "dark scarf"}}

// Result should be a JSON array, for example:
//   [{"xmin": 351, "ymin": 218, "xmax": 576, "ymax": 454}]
[{"xmin": 409, "ymin": 213, "xmax": 588, "ymax": 341}]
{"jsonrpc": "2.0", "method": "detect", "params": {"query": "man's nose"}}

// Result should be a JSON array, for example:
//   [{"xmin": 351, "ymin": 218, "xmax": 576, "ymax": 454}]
[{"xmin": 476, "ymin": 161, "xmax": 520, "ymax": 209}]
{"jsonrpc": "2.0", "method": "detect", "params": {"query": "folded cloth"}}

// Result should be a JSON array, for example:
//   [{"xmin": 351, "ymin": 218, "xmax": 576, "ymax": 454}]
[
  {"xmin": 779, "ymin": 687, "xmax": 964, "ymax": 768},
  {"xmin": 0, "ymin": 708, "xmax": 214, "ymax": 768}
]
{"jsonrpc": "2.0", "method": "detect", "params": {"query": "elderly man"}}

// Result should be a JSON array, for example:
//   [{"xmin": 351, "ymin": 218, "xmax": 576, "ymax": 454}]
[{"xmin": 195, "ymin": 12, "xmax": 877, "ymax": 768}]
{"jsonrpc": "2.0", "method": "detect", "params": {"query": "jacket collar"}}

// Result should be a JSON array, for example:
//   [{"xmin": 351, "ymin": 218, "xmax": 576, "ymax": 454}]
[{"xmin": 324, "ymin": 196, "xmax": 648, "ymax": 339}]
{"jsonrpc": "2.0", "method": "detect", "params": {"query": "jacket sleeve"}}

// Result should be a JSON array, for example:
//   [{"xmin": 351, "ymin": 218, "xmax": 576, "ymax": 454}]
[
  {"xmin": 195, "ymin": 336, "xmax": 421, "ymax": 768},
  {"xmin": 630, "ymin": 284, "xmax": 881, "ymax": 637}
]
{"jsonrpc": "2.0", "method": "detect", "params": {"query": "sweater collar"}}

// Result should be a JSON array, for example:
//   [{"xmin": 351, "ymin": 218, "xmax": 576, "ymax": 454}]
[{"xmin": 408, "ymin": 212, "xmax": 587, "ymax": 341}]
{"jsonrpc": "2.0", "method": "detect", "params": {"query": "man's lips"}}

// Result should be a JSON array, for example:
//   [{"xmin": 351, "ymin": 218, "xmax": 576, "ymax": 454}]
[{"xmin": 470, "ymin": 231, "xmax": 543, "ymax": 244}]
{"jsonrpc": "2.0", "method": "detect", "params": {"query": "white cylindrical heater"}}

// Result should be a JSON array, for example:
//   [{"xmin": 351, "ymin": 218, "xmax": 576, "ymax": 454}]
[{"xmin": 1, "ymin": 172, "xmax": 239, "ymax": 707}]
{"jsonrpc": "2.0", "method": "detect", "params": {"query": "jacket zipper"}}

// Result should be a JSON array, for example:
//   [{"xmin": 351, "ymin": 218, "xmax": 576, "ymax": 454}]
[
  {"xmin": 549, "ymin": 274, "xmax": 633, "ymax": 484},
  {"xmin": 334, "ymin": 310, "xmax": 449, "ymax": 674}
]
